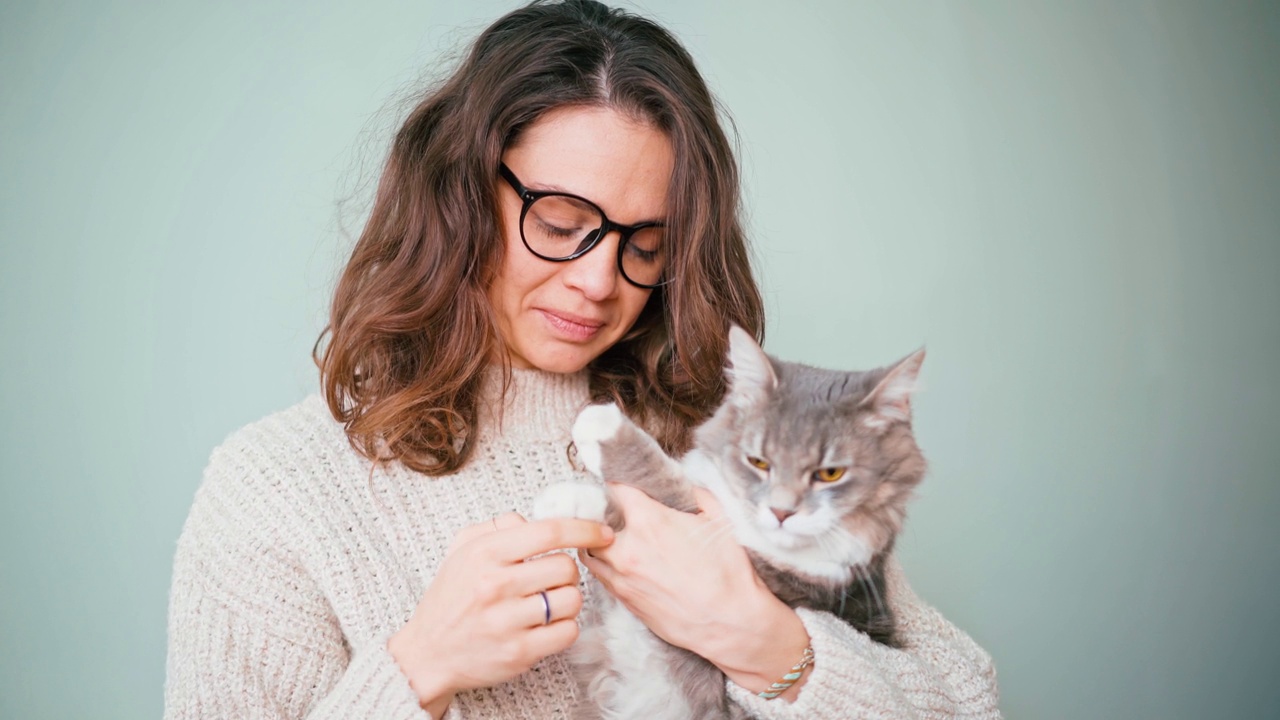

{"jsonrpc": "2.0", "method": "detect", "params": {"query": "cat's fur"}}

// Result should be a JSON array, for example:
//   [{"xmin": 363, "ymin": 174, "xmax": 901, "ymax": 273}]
[{"xmin": 533, "ymin": 325, "xmax": 928, "ymax": 720}]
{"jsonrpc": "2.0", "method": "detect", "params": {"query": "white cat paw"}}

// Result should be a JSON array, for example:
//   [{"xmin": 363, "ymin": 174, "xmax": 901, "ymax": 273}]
[
  {"xmin": 571, "ymin": 403, "xmax": 625, "ymax": 476},
  {"xmin": 532, "ymin": 482, "xmax": 609, "ymax": 522}
]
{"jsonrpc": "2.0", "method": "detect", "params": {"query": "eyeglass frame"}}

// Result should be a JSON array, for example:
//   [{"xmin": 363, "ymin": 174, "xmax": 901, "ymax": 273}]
[{"xmin": 498, "ymin": 163, "xmax": 669, "ymax": 289}]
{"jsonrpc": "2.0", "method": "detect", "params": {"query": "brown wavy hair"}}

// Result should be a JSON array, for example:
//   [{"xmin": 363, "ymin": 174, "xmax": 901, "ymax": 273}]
[{"xmin": 316, "ymin": 0, "xmax": 764, "ymax": 475}]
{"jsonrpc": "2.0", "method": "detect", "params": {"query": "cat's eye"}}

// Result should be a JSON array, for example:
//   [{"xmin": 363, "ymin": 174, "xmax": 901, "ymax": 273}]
[
  {"xmin": 812, "ymin": 467, "xmax": 846, "ymax": 483},
  {"xmin": 746, "ymin": 456, "xmax": 771, "ymax": 471}
]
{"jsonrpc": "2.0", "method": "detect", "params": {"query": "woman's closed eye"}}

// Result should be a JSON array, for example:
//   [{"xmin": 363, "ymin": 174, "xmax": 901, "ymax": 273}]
[
  {"xmin": 624, "ymin": 243, "xmax": 660, "ymax": 263},
  {"xmin": 535, "ymin": 218, "xmax": 585, "ymax": 238}
]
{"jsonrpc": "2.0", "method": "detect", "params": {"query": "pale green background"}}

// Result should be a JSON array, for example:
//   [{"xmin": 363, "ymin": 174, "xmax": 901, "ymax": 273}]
[{"xmin": 2, "ymin": 1, "xmax": 1277, "ymax": 718}]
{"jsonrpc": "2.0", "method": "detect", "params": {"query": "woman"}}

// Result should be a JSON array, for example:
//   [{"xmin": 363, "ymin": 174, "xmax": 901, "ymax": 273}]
[{"xmin": 164, "ymin": 1, "xmax": 1000, "ymax": 718}]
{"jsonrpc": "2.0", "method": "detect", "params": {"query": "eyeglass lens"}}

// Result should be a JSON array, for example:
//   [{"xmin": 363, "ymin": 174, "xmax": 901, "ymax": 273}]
[{"xmin": 523, "ymin": 195, "xmax": 666, "ymax": 287}]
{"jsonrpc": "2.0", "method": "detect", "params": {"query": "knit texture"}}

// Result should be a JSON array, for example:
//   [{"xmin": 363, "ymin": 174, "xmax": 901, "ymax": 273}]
[{"xmin": 164, "ymin": 367, "xmax": 1001, "ymax": 719}]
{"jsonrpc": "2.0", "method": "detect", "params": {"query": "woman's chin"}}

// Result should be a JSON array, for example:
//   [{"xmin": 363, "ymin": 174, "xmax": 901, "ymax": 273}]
[{"xmin": 504, "ymin": 346, "xmax": 597, "ymax": 374}]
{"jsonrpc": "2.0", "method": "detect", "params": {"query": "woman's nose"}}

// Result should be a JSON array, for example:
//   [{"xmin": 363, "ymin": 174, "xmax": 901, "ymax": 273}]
[{"xmin": 562, "ymin": 232, "xmax": 622, "ymax": 300}]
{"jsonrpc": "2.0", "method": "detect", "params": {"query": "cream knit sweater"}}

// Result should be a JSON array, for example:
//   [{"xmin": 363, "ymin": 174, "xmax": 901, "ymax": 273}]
[{"xmin": 165, "ymin": 367, "xmax": 1001, "ymax": 719}]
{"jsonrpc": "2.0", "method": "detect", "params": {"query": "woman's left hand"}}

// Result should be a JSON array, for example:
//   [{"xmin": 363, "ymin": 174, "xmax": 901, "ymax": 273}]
[{"xmin": 580, "ymin": 483, "xmax": 812, "ymax": 699}]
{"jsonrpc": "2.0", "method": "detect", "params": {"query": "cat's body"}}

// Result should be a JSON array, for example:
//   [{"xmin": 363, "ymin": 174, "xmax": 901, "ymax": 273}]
[{"xmin": 533, "ymin": 326, "xmax": 928, "ymax": 720}]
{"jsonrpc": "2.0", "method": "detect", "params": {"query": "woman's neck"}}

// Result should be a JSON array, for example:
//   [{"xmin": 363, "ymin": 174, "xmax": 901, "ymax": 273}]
[{"xmin": 476, "ymin": 365, "xmax": 591, "ymax": 441}]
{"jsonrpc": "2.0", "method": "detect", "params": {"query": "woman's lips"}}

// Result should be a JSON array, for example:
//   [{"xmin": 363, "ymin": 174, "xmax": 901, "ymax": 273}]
[{"xmin": 538, "ymin": 309, "xmax": 604, "ymax": 341}]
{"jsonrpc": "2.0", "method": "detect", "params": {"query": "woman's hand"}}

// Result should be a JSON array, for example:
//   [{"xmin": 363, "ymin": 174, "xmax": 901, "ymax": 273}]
[
  {"xmin": 388, "ymin": 512, "xmax": 615, "ymax": 718},
  {"xmin": 580, "ymin": 484, "xmax": 812, "ymax": 701}
]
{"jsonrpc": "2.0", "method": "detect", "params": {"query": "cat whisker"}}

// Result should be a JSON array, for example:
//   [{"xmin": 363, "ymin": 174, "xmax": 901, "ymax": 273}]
[
  {"xmin": 812, "ymin": 531, "xmax": 843, "ymax": 566},
  {"xmin": 691, "ymin": 520, "xmax": 735, "ymax": 551},
  {"xmin": 858, "ymin": 564, "xmax": 887, "ymax": 620},
  {"xmin": 855, "ymin": 565, "xmax": 872, "ymax": 616}
]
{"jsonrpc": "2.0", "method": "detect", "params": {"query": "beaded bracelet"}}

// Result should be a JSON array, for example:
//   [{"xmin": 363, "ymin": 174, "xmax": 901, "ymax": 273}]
[{"xmin": 757, "ymin": 646, "xmax": 815, "ymax": 700}]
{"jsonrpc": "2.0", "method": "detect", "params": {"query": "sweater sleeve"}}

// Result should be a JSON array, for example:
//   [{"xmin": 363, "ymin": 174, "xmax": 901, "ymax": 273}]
[
  {"xmin": 725, "ymin": 556, "xmax": 1001, "ymax": 720},
  {"xmin": 163, "ymin": 436, "xmax": 431, "ymax": 720}
]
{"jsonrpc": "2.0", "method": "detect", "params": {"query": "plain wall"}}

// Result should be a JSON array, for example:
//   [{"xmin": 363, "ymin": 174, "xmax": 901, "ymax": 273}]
[{"xmin": 2, "ymin": 1, "xmax": 1277, "ymax": 717}]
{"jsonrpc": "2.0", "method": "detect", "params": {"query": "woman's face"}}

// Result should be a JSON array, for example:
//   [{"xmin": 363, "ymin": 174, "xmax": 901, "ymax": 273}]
[{"xmin": 490, "ymin": 105, "xmax": 674, "ymax": 373}]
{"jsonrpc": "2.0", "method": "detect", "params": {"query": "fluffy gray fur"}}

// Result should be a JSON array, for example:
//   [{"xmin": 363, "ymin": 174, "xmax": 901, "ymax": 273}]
[{"xmin": 540, "ymin": 325, "xmax": 928, "ymax": 720}]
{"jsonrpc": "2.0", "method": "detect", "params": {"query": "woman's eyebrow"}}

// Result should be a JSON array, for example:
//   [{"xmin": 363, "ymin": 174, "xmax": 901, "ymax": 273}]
[
  {"xmin": 526, "ymin": 180, "xmax": 666, "ymax": 223},
  {"xmin": 526, "ymin": 180, "xmax": 576, "ymax": 194}
]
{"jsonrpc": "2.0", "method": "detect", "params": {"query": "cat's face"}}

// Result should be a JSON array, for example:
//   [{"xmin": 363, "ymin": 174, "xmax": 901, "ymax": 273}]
[{"xmin": 694, "ymin": 327, "xmax": 926, "ymax": 580}]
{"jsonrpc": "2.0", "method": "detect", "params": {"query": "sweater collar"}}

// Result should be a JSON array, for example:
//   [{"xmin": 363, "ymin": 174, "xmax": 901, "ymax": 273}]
[{"xmin": 477, "ymin": 365, "xmax": 591, "ymax": 441}]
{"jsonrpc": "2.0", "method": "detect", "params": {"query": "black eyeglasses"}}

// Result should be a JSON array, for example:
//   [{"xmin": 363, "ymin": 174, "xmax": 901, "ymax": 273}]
[{"xmin": 499, "ymin": 163, "xmax": 668, "ymax": 289}]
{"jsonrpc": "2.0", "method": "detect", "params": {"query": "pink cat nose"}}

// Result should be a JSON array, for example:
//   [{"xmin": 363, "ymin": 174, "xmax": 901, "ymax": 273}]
[{"xmin": 770, "ymin": 507, "xmax": 796, "ymax": 524}]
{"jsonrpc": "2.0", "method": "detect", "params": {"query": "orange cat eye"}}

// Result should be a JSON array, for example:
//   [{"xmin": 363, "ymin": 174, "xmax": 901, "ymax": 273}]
[
  {"xmin": 746, "ymin": 456, "xmax": 771, "ymax": 471},
  {"xmin": 813, "ymin": 467, "xmax": 846, "ymax": 483}
]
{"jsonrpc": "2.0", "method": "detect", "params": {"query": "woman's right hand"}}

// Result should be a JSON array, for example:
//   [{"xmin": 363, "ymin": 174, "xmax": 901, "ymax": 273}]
[{"xmin": 387, "ymin": 512, "xmax": 615, "ymax": 717}]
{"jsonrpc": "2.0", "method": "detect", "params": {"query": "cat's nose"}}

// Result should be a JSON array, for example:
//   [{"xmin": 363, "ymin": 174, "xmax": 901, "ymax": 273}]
[{"xmin": 770, "ymin": 507, "xmax": 796, "ymax": 524}]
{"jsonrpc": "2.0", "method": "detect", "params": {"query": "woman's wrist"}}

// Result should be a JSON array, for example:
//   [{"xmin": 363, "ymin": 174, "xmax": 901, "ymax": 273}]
[
  {"xmin": 387, "ymin": 626, "xmax": 456, "ymax": 718},
  {"xmin": 700, "ymin": 590, "xmax": 812, "ymax": 701}
]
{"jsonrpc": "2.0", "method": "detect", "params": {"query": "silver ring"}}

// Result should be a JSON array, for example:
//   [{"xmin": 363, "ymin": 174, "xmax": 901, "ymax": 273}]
[{"xmin": 539, "ymin": 590, "xmax": 551, "ymax": 626}]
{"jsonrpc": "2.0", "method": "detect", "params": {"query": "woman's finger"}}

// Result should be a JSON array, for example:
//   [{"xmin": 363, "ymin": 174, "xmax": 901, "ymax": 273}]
[
  {"xmin": 514, "ymin": 585, "xmax": 584, "ymax": 628},
  {"xmin": 579, "ymin": 545, "xmax": 620, "ymax": 588},
  {"xmin": 606, "ymin": 483, "xmax": 664, "ymax": 523},
  {"xmin": 493, "ymin": 511, "xmax": 528, "ymax": 530},
  {"xmin": 691, "ymin": 487, "xmax": 725, "ymax": 519},
  {"xmin": 450, "ymin": 511, "xmax": 528, "ymax": 552},
  {"xmin": 480, "ymin": 517, "xmax": 614, "ymax": 563},
  {"xmin": 501, "ymin": 552, "xmax": 580, "ymax": 596},
  {"xmin": 519, "ymin": 616, "xmax": 582, "ymax": 660}
]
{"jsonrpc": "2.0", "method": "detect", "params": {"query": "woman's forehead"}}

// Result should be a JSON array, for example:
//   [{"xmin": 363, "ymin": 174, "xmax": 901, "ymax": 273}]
[{"xmin": 504, "ymin": 105, "xmax": 674, "ymax": 223}]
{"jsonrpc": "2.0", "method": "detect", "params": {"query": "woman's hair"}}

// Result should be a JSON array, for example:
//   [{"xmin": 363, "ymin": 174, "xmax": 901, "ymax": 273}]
[{"xmin": 316, "ymin": 0, "xmax": 764, "ymax": 475}]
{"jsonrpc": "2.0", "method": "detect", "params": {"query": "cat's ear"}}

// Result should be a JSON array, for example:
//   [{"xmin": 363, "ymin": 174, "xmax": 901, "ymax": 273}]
[
  {"xmin": 858, "ymin": 348, "xmax": 925, "ymax": 431},
  {"xmin": 726, "ymin": 324, "xmax": 777, "ymax": 406}
]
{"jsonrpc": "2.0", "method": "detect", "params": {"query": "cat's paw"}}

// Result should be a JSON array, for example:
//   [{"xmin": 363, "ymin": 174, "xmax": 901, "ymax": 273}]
[
  {"xmin": 571, "ymin": 403, "xmax": 625, "ymax": 476},
  {"xmin": 532, "ymin": 482, "xmax": 608, "ymax": 522}
]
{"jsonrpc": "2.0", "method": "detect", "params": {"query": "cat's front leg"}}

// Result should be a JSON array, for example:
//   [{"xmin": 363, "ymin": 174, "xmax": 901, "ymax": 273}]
[
  {"xmin": 571, "ymin": 403, "xmax": 699, "ymax": 515},
  {"xmin": 528, "ymin": 406, "xmax": 634, "ymax": 523}
]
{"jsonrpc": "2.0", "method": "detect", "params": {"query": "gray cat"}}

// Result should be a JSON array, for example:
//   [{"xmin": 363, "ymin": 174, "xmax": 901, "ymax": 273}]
[{"xmin": 533, "ymin": 325, "xmax": 927, "ymax": 720}]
